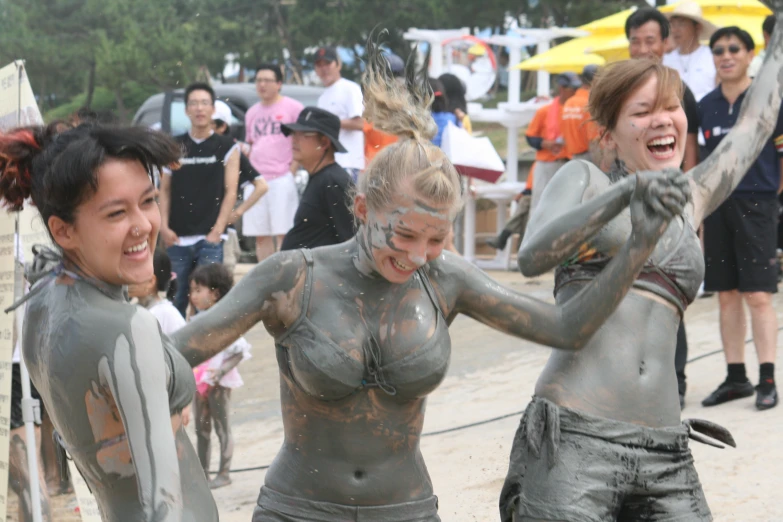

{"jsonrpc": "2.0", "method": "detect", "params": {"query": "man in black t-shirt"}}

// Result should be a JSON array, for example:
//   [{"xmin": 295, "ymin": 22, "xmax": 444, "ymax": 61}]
[
  {"xmin": 279, "ymin": 107, "xmax": 355, "ymax": 250},
  {"xmin": 625, "ymin": 7, "xmax": 699, "ymax": 409},
  {"xmin": 159, "ymin": 83, "xmax": 240, "ymax": 314}
]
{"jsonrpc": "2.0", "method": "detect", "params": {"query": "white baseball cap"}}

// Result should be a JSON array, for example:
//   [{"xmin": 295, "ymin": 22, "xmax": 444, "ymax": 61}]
[{"xmin": 212, "ymin": 100, "xmax": 232, "ymax": 123}]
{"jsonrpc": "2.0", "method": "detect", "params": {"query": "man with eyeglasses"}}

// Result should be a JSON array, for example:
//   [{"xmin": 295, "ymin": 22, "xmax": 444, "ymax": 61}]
[
  {"xmin": 159, "ymin": 82, "xmax": 240, "ymax": 315},
  {"xmin": 243, "ymin": 64, "xmax": 304, "ymax": 263},
  {"xmin": 698, "ymin": 27, "xmax": 783, "ymax": 411},
  {"xmin": 314, "ymin": 46, "xmax": 365, "ymax": 183},
  {"xmin": 279, "ymin": 107, "xmax": 355, "ymax": 251}
]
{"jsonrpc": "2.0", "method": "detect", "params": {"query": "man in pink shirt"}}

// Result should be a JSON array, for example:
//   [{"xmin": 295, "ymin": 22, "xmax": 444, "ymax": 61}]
[{"xmin": 243, "ymin": 64, "xmax": 304, "ymax": 262}]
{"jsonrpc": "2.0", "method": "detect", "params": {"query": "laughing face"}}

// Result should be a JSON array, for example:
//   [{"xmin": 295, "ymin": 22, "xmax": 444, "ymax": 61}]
[
  {"xmin": 354, "ymin": 189, "xmax": 453, "ymax": 284},
  {"xmin": 712, "ymin": 35, "xmax": 754, "ymax": 83},
  {"xmin": 59, "ymin": 158, "xmax": 160, "ymax": 286},
  {"xmin": 605, "ymin": 74, "xmax": 687, "ymax": 172}
]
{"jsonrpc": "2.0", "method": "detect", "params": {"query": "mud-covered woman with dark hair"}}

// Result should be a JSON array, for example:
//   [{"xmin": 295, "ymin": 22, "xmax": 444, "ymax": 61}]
[
  {"xmin": 0, "ymin": 124, "xmax": 218, "ymax": 521},
  {"xmin": 503, "ymin": 7, "xmax": 783, "ymax": 520},
  {"xmin": 168, "ymin": 41, "xmax": 691, "ymax": 521}
]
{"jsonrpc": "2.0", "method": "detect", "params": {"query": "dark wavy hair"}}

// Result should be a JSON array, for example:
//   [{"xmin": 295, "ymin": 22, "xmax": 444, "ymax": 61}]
[
  {"xmin": 0, "ymin": 123, "xmax": 181, "ymax": 237},
  {"xmin": 438, "ymin": 73, "xmax": 467, "ymax": 114},
  {"xmin": 190, "ymin": 263, "xmax": 233, "ymax": 301}
]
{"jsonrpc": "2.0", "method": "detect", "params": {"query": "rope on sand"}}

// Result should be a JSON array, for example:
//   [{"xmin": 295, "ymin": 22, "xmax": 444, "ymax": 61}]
[{"xmin": 210, "ymin": 328, "xmax": 777, "ymax": 474}]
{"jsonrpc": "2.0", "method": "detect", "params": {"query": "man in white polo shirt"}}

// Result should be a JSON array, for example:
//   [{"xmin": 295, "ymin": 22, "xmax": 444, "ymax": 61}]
[
  {"xmin": 663, "ymin": 1, "xmax": 718, "ymax": 102},
  {"xmin": 314, "ymin": 46, "xmax": 365, "ymax": 181}
]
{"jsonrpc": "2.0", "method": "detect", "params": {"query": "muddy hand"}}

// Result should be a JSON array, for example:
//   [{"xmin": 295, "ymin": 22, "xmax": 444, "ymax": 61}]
[{"xmin": 630, "ymin": 169, "xmax": 691, "ymax": 241}]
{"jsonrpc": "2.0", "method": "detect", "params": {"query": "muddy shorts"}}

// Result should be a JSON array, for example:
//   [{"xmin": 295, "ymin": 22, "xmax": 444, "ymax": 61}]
[
  {"xmin": 253, "ymin": 486, "xmax": 440, "ymax": 522},
  {"xmin": 499, "ymin": 397, "xmax": 721, "ymax": 522}
]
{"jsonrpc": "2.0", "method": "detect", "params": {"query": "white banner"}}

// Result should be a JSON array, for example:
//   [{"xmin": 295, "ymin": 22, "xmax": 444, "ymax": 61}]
[
  {"xmin": 0, "ymin": 222, "xmax": 14, "ymax": 518},
  {"xmin": 0, "ymin": 60, "xmax": 98, "ymax": 522},
  {"xmin": 0, "ymin": 61, "xmax": 42, "ymax": 131}
]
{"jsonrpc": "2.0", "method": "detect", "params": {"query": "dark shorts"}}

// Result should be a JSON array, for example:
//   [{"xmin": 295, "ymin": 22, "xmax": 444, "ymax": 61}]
[
  {"xmin": 10, "ymin": 363, "xmax": 41, "ymax": 430},
  {"xmin": 500, "ymin": 398, "xmax": 711, "ymax": 522},
  {"xmin": 703, "ymin": 197, "xmax": 779, "ymax": 293},
  {"xmin": 253, "ymin": 487, "xmax": 440, "ymax": 522}
]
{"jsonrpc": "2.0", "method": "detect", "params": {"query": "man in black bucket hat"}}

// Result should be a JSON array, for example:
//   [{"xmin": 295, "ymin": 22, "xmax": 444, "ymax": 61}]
[{"xmin": 280, "ymin": 107, "xmax": 356, "ymax": 250}]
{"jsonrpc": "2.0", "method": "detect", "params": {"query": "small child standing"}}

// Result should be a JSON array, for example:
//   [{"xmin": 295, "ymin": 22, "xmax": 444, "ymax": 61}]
[
  {"xmin": 188, "ymin": 264, "xmax": 251, "ymax": 489},
  {"xmin": 129, "ymin": 249, "xmax": 186, "ymax": 334}
]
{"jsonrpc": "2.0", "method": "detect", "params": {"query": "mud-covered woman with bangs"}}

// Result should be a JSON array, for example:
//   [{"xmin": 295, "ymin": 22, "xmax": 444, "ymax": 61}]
[
  {"xmin": 0, "ymin": 124, "xmax": 218, "ymax": 521},
  {"xmin": 169, "ymin": 40, "xmax": 690, "ymax": 521},
  {"xmin": 505, "ymin": 8, "xmax": 783, "ymax": 520}
]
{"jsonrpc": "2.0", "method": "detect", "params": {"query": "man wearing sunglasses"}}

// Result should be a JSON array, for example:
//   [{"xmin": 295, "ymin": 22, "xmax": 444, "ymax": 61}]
[{"xmin": 699, "ymin": 27, "xmax": 783, "ymax": 411}]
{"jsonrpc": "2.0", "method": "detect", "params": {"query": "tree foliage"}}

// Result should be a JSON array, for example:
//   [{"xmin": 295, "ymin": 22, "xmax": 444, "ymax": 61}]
[{"xmin": 0, "ymin": 0, "xmax": 648, "ymax": 121}]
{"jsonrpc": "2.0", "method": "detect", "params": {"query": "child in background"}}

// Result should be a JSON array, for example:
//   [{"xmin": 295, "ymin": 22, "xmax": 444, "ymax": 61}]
[
  {"xmin": 189, "ymin": 264, "xmax": 252, "ymax": 490},
  {"xmin": 128, "ymin": 250, "xmax": 192, "ymax": 427},
  {"xmin": 129, "ymin": 249, "xmax": 186, "ymax": 334},
  {"xmin": 429, "ymin": 78, "xmax": 456, "ymax": 148},
  {"xmin": 439, "ymin": 73, "xmax": 472, "ymax": 134}
]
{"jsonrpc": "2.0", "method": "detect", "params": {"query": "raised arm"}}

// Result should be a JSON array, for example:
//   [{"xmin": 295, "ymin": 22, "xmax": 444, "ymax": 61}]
[
  {"xmin": 688, "ymin": 8, "xmax": 783, "ymax": 225},
  {"xmin": 518, "ymin": 160, "xmax": 636, "ymax": 276},
  {"xmin": 171, "ymin": 250, "xmax": 304, "ymax": 366},
  {"xmin": 440, "ymin": 172, "xmax": 689, "ymax": 351},
  {"xmin": 98, "ymin": 311, "xmax": 182, "ymax": 520}
]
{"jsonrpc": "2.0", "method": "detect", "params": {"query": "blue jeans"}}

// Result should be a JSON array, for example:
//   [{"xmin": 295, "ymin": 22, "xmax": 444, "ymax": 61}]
[{"xmin": 168, "ymin": 240, "xmax": 224, "ymax": 315}]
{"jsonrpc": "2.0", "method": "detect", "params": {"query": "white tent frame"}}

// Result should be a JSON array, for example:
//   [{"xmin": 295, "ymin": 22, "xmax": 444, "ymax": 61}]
[{"xmin": 403, "ymin": 27, "xmax": 587, "ymax": 269}]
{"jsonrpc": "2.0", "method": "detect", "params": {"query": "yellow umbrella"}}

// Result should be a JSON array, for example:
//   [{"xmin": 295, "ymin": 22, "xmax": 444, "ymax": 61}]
[
  {"xmin": 513, "ymin": 35, "xmax": 610, "ymax": 73},
  {"xmin": 591, "ymin": 8, "xmax": 771, "ymax": 61},
  {"xmin": 578, "ymin": 8, "xmax": 637, "ymax": 35},
  {"xmin": 661, "ymin": 0, "xmax": 772, "ymax": 17},
  {"xmin": 513, "ymin": 8, "xmax": 635, "ymax": 73}
]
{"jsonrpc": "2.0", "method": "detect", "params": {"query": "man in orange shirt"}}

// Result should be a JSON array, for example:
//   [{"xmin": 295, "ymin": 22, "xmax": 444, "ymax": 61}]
[
  {"xmin": 561, "ymin": 64, "xmax": 600, "ymax": 162},
  {"xmin": 525, "ymin": 72, "xmax": 580, "ymax": 213}
]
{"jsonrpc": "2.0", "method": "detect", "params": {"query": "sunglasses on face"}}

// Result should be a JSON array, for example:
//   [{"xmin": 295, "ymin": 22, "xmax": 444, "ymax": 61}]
[{"xmin": 712, "ymin": 45, "xmax": 743, "ymax": 56}]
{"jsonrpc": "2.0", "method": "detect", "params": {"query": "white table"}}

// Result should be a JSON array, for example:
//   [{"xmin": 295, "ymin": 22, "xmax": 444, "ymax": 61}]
[{"xmin": 463, "ymin": 181, "xmax": 527, "ymax": 270}]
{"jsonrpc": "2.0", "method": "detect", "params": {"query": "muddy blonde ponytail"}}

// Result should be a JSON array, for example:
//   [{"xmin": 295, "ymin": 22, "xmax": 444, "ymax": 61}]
[{"xmin": 359, "ymin": 31, "xmax": 463, "ymax": 217}]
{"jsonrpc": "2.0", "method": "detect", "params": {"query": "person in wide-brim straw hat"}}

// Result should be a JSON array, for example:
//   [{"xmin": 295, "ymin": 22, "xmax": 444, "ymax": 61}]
[
  {"xmin": 664, "ymin": 0, "xmax": 719, "ymax": 39},
  {"xmin": 663, "ymin": 1, "xmax": 720, "ymax": 102}
]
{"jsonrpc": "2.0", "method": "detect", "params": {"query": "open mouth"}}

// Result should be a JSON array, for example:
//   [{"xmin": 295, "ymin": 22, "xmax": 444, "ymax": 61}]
[
  {"xmin": 646, "ymin": 136, "xmax": 676, "ymax": 159},
  {"xmin": 124, "ymin": 240, "xmax": 148, "ymax": 256},
  {"xmin": 390, "ymin": 257, "xmax": 415, "ymax": 273}
]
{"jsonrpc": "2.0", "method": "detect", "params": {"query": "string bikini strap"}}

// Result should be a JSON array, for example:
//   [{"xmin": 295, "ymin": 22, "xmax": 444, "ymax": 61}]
[{"xmin": 417, "ymin": 266, "xmax": 445, "ymax": 319}]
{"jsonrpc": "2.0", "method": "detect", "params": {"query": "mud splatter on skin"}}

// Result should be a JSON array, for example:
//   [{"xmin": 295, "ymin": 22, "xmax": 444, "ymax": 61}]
[
  {"xmin": 23, "ymin": 272, "xmax": 219, "ymax": 520},
  {"xmin": 170, "ymin": 170, "xmax": 688, "ymax": 512},
  {"xmin": 514, "ymin": 11, "xmax": 783, "ymax": 516}
]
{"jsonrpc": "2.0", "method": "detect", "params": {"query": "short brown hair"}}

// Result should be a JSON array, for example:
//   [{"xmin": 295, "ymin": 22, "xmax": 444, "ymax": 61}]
[{"xmin": 588, "ymin": 59, "xmax": 683, "ymax": 133}]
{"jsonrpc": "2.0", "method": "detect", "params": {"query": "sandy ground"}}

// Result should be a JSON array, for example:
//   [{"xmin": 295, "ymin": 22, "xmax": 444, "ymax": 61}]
[{"xmin": 8, "ymin": 266, "xmax": 782, "ymax": 521}]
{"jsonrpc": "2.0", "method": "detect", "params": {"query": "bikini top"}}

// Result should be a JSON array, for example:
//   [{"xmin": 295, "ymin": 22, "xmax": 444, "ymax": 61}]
[
  {"xmin": 9, "ymin": 246, "xmax": 195, "ymax": 417},
  {"xmin": 275, "ymin": 249, "xmax": 451, "ymax": 402},
  {"xmin": 554, "ymin": 213, "xmax": 705, "ymax": 315}
]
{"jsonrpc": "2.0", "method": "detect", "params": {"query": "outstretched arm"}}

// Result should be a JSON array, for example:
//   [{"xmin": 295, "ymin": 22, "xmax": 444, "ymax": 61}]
[
  {"xmin": 688, "ymin": 9, "xmax": 783, "ymax": 225},
  {"xmin": 440, "ymin": 172, "xmax": 689, "ymax": 351},
  {"xmin": 98, "ymin": 312, "xmax": 182, "ymax": 521},
  {"xmin": 518, "ymin": 160, "xmax": 636, "ymax": 276},
  {"xmin": 171, "ymin": 250, "xmax": 304, "ymax": 367}
]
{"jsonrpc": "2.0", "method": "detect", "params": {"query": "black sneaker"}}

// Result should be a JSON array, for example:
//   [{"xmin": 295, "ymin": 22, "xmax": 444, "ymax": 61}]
[
  {"xmin": 756, "ymin": 380, "xmax": 778, "ymax": 411},
  {"xmin": 701, "ymin": 380, "xmax": 755, "ymax": 407}
]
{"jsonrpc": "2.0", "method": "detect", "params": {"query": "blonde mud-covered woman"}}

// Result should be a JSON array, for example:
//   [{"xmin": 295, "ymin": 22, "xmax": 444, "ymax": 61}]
[{"xmin": 170, "ymin": 42, "xmax": 691, "ymax": 521}]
